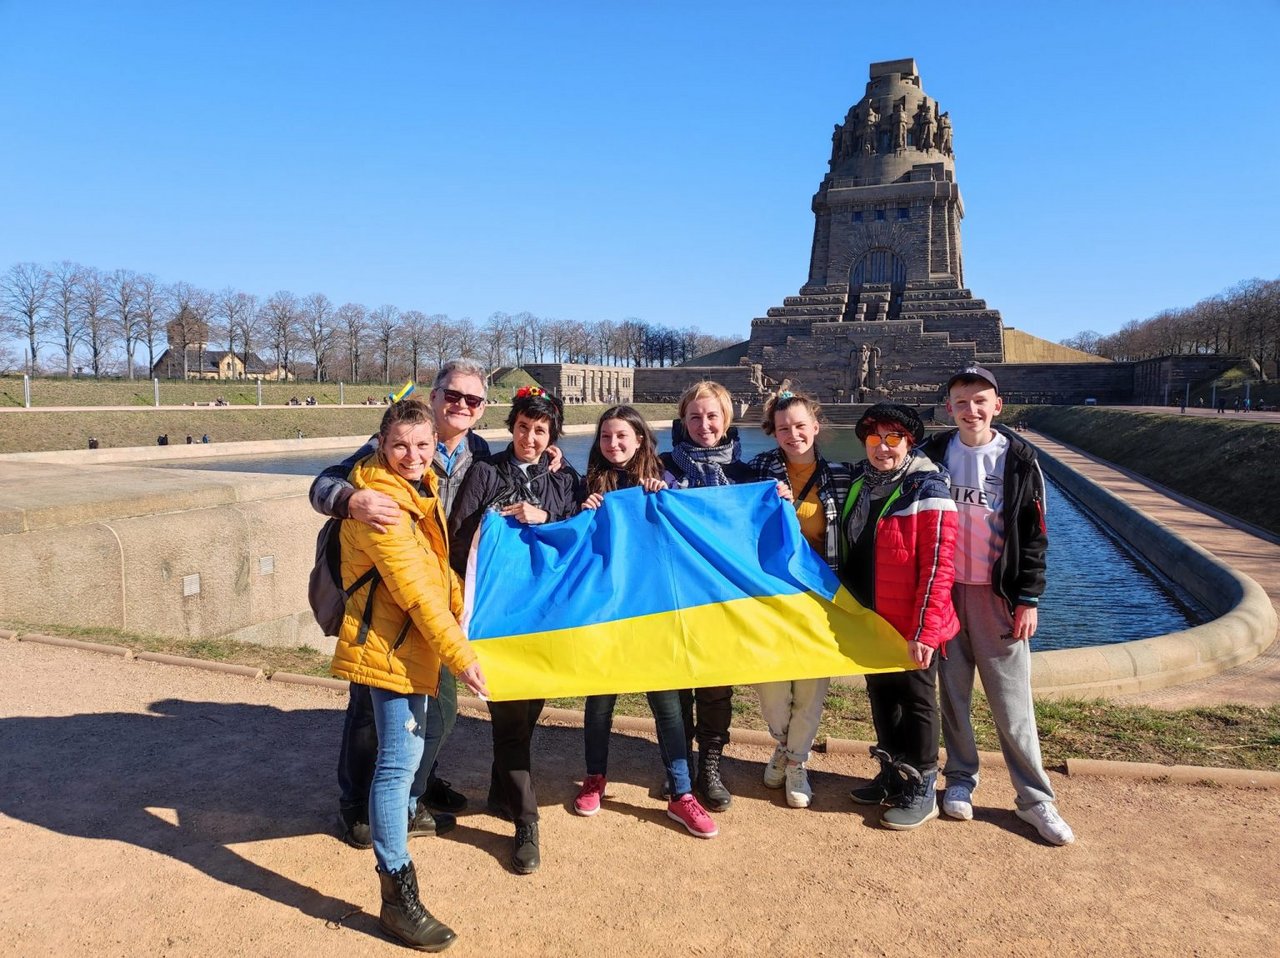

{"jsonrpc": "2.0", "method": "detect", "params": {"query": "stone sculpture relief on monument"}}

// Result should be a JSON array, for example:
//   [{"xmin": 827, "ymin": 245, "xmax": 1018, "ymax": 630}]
[{"xmin": 747, "ymin": 58, "xmax": 1008, "ymax": 405}]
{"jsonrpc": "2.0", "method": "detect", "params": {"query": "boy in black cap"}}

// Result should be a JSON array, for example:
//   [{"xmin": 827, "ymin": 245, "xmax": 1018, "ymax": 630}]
[{"xmin": 919, "ymin": 366, "xmax": 1074, "ymax": 846}]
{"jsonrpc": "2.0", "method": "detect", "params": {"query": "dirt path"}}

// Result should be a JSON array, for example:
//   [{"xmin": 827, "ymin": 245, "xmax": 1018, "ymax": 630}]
[{"xmin": 1, "ymin": 640, "xmax": 1276, "ymax": 958}]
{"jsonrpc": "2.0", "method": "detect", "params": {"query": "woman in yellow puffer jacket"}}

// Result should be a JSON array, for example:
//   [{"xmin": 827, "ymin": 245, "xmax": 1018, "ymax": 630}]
[{"xmin": 329, "ymin": 398, "xmax": 487, "ymax": 953}]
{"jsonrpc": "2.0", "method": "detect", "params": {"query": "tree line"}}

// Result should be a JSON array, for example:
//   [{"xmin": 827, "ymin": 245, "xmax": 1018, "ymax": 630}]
[
  {"xmin": 0, "ymin": 260, "xmax": 742, "ymax": 382},
  {"xmin": 1060, "ymin": 276, "xmax": 1280, "ymax": 371}
]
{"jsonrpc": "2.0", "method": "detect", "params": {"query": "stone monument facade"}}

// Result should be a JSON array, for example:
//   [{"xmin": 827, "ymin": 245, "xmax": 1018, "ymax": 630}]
[{"xmin": 748, "ymin": 58, "xmax": 1005, "ymax": 402}]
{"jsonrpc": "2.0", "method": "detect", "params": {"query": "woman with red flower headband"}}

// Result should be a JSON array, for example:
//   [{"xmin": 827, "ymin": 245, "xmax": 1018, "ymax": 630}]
[{"xmin": 447, "ymin": 388, "xmax": 582, "ymax": 876}]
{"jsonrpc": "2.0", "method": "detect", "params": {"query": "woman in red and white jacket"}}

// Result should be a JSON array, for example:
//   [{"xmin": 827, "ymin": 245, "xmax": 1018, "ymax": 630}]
[{"xmin": 840, "ymin": 403, "xmax": 959, "ymax": 830}]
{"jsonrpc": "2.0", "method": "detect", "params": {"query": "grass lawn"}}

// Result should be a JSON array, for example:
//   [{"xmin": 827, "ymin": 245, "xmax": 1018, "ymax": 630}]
[
  {"xmin": 8, "ymin": 621, "xmax": 1277, "ymax": 772},
  {"xmin": 1025, "ymin": 406, "xmax": 1280, "ymax": 535}
]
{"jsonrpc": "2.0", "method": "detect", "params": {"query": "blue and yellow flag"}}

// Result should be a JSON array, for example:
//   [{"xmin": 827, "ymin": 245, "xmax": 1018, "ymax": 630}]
[{"xmin": 462, "ymin": 482, "xmax": 912, "ymax": 701}]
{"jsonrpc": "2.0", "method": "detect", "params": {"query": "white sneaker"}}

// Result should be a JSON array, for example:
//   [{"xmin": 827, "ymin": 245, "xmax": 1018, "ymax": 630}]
[
  {"xmin": 784, "ymin": 763, "xmax": 812, "ymax": 808},
  {"xmin": 1016, "ymin": 802, "xmax": 1075, "ymax": 846},
  {"xmin": 942, "ymin": 784, "xmax": 974, "ymax": 821},
  {"xmin": 762, "ymin": 745, "xmax": 787, "ymax": 789}
]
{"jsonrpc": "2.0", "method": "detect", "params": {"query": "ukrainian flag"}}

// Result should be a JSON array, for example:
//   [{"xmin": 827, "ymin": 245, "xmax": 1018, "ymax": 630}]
[{"xmin": 462, "ymin": 482, "xmax": 912, "ymax": 701}]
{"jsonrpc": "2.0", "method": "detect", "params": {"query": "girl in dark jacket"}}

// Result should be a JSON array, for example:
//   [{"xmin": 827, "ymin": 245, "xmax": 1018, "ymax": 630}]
[
  {"xmin": 841, "ymin": 403, "xmax": 959, "ymax": 830},
  {"xmin": 572, "ymin": 405, "xmax": 718, "ymax": 838},
  {"xmin": 447, "ymin": 388, "xmax": 581, "ymax": 874}
]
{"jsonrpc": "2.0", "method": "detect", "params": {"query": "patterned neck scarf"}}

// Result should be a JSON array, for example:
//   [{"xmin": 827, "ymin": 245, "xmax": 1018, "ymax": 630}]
[
  {"xmin": 671, "ymin": 431, "xmax": 741, "ymax": 487},
  {"xmin": 844, "ymin": 453, "xmax": 915, "ymax": 545}
]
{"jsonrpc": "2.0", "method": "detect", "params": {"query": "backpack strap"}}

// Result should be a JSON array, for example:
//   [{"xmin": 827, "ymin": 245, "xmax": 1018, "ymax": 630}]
[{"xmin": 350, "ymin": 566, "xmax": 381, "ymax": 646}]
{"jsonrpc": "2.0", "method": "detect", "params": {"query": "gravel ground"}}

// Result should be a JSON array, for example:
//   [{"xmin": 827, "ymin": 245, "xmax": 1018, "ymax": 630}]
[{"xmin": 1, "ymin": 639, "xmax": 1277, "ymax": 958}]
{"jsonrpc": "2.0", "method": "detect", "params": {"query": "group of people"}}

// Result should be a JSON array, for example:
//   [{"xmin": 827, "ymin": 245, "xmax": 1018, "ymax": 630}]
[{"xmin": 310, "ymin": 359, "xmax": 1073, "ymax": 952}]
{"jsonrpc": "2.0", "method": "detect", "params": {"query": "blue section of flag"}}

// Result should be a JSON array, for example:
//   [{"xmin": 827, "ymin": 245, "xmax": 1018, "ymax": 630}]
[{"xmin": 466, "ymin": 482, "xmax": 840, "ymax": 641}]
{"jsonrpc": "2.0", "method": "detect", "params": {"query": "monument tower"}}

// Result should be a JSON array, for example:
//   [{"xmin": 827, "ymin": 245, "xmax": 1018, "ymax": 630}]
[{"xmin": 747, "ymin": 58, "xmax": 1005, "ymax": 401}]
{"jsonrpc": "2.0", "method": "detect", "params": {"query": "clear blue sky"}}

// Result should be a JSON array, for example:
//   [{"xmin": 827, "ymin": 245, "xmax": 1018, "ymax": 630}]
[{"xmin": 2, "ymin": 0, "xmax": 1278, "ymax": 345}]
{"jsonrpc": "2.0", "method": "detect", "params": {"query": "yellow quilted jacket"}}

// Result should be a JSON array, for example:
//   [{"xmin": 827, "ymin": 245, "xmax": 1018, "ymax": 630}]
[{"xmin": 329, "ymin": 454, "xmax": 476, "ymax": 695}]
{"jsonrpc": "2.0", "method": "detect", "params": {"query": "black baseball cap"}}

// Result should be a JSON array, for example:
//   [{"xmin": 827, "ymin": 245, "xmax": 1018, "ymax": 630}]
[{"xmin": 946, "ymin": 365, "xmax": 999, "ymax": 394}]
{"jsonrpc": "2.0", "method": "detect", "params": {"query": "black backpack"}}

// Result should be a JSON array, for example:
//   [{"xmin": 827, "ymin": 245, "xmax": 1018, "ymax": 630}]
[{"xmin": 308, "ymin": 518, "xmax": 381, "ymax": 640}]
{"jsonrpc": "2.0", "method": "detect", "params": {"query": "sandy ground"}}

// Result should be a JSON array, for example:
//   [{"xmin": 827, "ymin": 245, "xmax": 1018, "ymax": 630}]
[{"xmin": 1, "ymin": 639, "xmax": 1277, "ymax": 958}]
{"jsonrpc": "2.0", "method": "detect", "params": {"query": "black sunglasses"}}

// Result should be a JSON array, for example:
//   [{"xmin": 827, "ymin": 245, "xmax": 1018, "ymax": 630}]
[{"xmin": 438, "ymin": 388, "xmax": 485, "ymax": 409}]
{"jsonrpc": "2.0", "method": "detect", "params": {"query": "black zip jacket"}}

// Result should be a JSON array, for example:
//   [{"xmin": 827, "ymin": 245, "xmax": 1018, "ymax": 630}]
[
  {"xmin": 446, "ymin": 446, "xmax": 583, "ymax": 576},
  {"xmin": 919, "ymin": 425, "xmax": 1047, "ymax": 612}
]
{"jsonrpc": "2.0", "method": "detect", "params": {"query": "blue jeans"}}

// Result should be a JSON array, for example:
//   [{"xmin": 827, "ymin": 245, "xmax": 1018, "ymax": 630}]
[
  {"xmin": 413, "ymin": 668, "xmax": 457, "ymax": 798},
  {"xmin": 339, "ymin": 668, "xmax": 455, "ymax": 823},
  {"xmin": 368, "ymin": 687, "xmax": 427, "ymax": 873},
  {"xmin": 584, "ymin": 691, "xmax": 692, "ymax": 798}
]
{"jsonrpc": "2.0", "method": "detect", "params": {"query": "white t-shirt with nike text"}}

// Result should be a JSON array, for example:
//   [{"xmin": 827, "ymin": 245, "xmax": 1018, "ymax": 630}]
[{"xmin": 945, "ymin": 432, "xmax": 1008, "ymax": 585}]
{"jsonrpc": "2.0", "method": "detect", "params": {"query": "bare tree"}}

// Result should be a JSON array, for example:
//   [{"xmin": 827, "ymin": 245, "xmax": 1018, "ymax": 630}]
[
  {"xmin": 454, "ymin": 316, "xmax": 479, "ymax": 360},
  {"xmin": 235, "ymin": 296, "xmax": 263, "ymax": 376},
  {"xmin": 216, "ymin": 288, "xmax": 257, "ymax": 379},
  {"xmin": 509, "ymin": 311, "xmax": 534, "ymax": 367},
  {"xmin": 263, "ymin": 291, "xmax": 300, "ymax": 378},
  {"xmin": 300, "ymin": 292, "xmax": 336, "ymax": 381},
  {"xmin": 166, "ymin": 282, "xmax": 214, "ymax": 378},
  {"xmin": 134, "ymin": 274, "xmax": 165, "ymax": 375},
  {"xmin": 425, "ymin": 313, "xmax": 456, "ymax": 372},
  {"xmin": 369, "ymin": 305, "xmax": 400, "ymax": 384},
  {"xmin": 618, "ymin": 318, "xmax": 648, "ymax": 367},
  {"xmin": 107, "ymin": 269, "xmax": 142, "ymax": 379},
  {"xmin": 401, "ymin": 310, "xmax": 430, "ymax": 384},
  {"xmin": 336, "ymin": 302, "xmax": 368, "ymax": 382},
  {"xmin": 482, "ymin": 311, "xmax": 511, "ymax": 372},
  {"xmin": 1, "ymin": 262, "xmax": 51, "ymax": 373},
  {"xmin": 48, "ymin": 261, "xmax": 85, "ymax": 377},
  {"xmin": 79, "ymin": 267, "xmax": 116, "ymax": 377}
]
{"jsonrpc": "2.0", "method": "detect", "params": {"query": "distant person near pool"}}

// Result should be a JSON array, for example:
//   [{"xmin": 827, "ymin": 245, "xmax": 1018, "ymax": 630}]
[{"xmin": 921, "ymin": 365, "xmax": 1075, "ymax": 846}]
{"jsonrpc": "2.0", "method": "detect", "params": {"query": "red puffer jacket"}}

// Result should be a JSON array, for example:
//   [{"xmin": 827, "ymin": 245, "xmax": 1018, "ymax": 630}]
[{"xmin": 843, "ymin": 459, "xmax": 960, "ymax": 650}]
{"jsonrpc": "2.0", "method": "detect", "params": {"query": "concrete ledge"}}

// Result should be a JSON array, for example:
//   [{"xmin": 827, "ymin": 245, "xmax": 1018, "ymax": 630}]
[
  {"xmin": 1066, "ymin": 757, "xmax": 1280, "ymax": 790},
  {"xmin": 269, "ymin": 672, "xmax": 347, "ymax": 691},
  {"xmin": 18, "ymin": 633, "xmax": 133, "ymax": 657},
  {"xmin": 133, "ymin": 651, "xmax": 264, "ymax": 678},
  {"xmin": 1024, "ymin": 446, "xmax": 1278, "ymax": 699}
]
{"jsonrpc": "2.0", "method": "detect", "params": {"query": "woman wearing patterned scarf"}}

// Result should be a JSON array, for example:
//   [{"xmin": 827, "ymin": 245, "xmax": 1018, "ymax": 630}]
[
  {"xmin": 841, "ymin": 403, "xmax": 959, "ymax": 831},
  {"xmin": 747, "ymin": 386, "xmax": 854, "ymax": 809},
  {"xmin": 659, "ymin": 381, "xmax": 756, "ymax": 813}
]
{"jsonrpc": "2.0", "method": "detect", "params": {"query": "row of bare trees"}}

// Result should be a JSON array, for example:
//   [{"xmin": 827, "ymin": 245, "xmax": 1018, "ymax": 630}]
[
  {"xmin": 0, "ymin": 260, "xmax": 742, "ymax": 381},
  {"xmin": 1061, "ymin": 277, "xmax": 1280, "ymax": 373}
]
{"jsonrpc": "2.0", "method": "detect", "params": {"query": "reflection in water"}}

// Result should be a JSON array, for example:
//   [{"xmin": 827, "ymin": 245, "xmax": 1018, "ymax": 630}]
[{"xmin": 158, "ymin": 427, "xmax": 1201, "ymax": 650}]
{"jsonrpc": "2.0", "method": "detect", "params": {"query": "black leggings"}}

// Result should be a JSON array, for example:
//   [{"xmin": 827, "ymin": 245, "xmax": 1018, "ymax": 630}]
[{"xmin": 865, "ymin": 657, "xmax": 939, "ymax": 773}]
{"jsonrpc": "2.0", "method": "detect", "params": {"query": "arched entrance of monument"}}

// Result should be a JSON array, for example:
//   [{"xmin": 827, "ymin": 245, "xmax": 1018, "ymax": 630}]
[{"xmin": 848, "ymin": 248, "xmax": 907, "ymax": 321}]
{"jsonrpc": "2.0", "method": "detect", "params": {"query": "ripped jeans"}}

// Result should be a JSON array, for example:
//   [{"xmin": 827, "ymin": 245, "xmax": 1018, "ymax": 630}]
[{"xmin": 368, "ymin": 687, "xmax": 428, "ymax": 873}]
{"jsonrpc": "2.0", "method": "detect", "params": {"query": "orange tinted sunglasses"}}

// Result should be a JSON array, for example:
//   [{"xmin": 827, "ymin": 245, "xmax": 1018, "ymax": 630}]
[{"xmin": 865, "ymin": 432, "xmax": 908, "ymax": 448}]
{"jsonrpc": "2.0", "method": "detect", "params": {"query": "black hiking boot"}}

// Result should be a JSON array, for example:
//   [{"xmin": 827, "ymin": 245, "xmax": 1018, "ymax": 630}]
[
  {"xmin": 409, "ymin": 803, "xmax": 457, "ymax": 839},
  {"xmin": 512, "ymin": 821, "xmax": 541, "ymax": 875},
  {"xmin": 849, "ymin": 746, "xmax": 903, "ymax": 806},
  {"xmin": 338, "ymin": 812, "xmax": 372, "ymax": 850},
  {"xmin": 424, "ymin": 775, "xmax": 468, "ymax": 814},
  {"xmin": 377, "ymin": 861, "xmax": 457, "ymax": 952},
  {"xmin": 696, "ymin": 745, "xmax": 732, "ymax": 812}
]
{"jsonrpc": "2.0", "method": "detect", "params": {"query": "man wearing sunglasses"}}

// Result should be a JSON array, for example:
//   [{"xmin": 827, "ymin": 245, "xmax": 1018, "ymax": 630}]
[{"xmin": 311, "ymin": 359, "xmax": 494, "ymax": 849}]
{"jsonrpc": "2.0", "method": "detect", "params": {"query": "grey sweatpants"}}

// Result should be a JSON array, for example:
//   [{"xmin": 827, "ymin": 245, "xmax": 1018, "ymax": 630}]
[{"xmin": 939, "ymin": 583, "xmax": 1056, "ymax": 808}]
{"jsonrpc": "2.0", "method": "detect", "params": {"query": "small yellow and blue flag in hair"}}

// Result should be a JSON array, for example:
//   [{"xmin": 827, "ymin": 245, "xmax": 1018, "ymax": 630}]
[
  {"xmin": 387, "ymin": 380, "xmax": 415, "ymax": 404},
  {"xmin": 461, "ymin": 482, "xmax": 912, "ymax": 700}
]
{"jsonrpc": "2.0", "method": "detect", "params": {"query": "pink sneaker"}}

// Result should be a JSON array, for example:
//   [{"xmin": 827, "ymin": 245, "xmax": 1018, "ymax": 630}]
[
  {"xmin": 573, "ymin": 774, "xmax": 606, "ymax": 816},
  {"xmin": 666, "ymin": 793, "xmax": 719, "ymax": 838}
]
